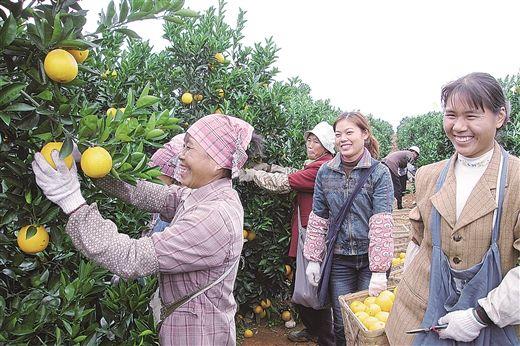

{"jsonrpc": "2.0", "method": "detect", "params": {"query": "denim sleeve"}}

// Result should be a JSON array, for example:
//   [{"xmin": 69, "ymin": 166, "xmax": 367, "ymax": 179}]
[
  {"xmin": 372, "ymin": 164, "xmax": 394, "ymax": 214},
  {"xmin": 312, "ymin": 167, "xmax": 330, "ymax": 219}
]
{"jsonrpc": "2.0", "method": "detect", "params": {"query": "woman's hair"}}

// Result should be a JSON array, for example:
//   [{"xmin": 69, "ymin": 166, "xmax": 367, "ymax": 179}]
[
  {"xmin": 333, "ymin": 111, "xmax": 380, "ymax": 158},
  {"xmin": 441, "ymin": 72, "xmax": 510, "ymax": 128},
  {"xmin": 246, "ymin": 132, "xmax": 265, "ymax": 160}
]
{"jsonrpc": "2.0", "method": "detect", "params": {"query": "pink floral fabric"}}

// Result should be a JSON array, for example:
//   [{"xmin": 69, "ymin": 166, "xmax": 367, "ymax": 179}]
[
  {"xmin": 303, "ymin": 211, "xmax": 329, "ymax": 262},
  {"xmin": 368, "ymin": 212, "xmax": 394, "ymax": 272}
]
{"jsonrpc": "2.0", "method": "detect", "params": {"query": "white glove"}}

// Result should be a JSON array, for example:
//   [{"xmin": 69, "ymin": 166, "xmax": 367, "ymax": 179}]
[
  {"xmin": 252, "ymin": 162, "xmax": 270, "ymax": 171},
  {"xmin": 269, "ymin": 164, "xmax": 287, "ymax": 173},
  {"xmin": 368, "ymin": 272, "xmax": 387, "ymax": 296},
  {"xmin": 306, "ymin": 261, "xmax": 321, "ymax": 287},
  {"xmin": 438, "ymin": 308, "xmax": 486, "ymax": 342},
  {"xmin": 237, "ymin": 168, "xmax": 255, "ymax": 182},
  {"xmin": 32, "ymin": 151, "xmax": 86, "ymax": 214}
]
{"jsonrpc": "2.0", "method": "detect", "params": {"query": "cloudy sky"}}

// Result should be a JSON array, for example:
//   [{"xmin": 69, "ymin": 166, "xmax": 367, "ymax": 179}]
[{"xmin": 82, "ymin": 1, "xmax": 520, "ymax": 127}]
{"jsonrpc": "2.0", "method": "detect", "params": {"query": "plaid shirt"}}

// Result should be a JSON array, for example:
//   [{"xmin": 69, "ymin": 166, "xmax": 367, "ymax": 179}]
[{"xmin": 67, "ymin": 178, "xmax": 244, "ymax": 345}]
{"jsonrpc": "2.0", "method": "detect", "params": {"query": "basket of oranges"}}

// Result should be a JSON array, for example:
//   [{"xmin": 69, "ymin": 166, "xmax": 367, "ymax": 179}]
[{"xmin": 339, "ymin": 287, "xmax": 397, "ymax": 346}]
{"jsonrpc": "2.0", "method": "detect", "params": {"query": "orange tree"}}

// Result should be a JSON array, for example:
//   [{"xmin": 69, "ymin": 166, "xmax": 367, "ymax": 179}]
[
  {"xmin": 0, "ymin": 0, "xmax": 395, "ymax": 342},
  {"xmin": 0, "ymin": 0, "xmax": 194, "ymax": 343}
]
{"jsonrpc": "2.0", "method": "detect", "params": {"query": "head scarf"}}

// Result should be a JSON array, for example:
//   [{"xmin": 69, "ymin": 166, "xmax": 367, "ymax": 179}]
[
  {"xmin": 186, "ymin": 114, "xmax": 254, "ymax": 177},
  {"xmin": 148, "ymin": 133, "xmax": 185, "ymax": 178}
]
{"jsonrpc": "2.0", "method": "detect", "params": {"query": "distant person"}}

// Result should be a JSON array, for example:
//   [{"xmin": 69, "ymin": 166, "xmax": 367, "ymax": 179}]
[
  {"xmin": 382, "ymin": 146, "xmax": 420, "ymax": 209},
  {"xmin": 238, "ymin": 121, "xmax": 335, "ymax": 345}
]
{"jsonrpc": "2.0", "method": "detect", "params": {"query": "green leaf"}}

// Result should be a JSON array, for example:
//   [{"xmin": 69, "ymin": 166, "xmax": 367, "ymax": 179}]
[
  {"xmin": 56, "ymin": 39, "xmax": 98, "ymax": 49},
  {"xmin": 0, "ymin": 112, "xmax": 10, "ymax": 125},
  {"xmin": 136, "ymin": 95, "xmax": 159, "ymax": 108},
  {"xmin": 36, "ymin": 89, "xmax": 53, "ymax": 101},
  {"xmin": 170, "ymin": 0, "xmax": 185, "ymax": 11},
  {"xmin": 26, "ymin": 225, "xmax": 37, "ymax": 240},
  {"xmin": 164, "ymin": 16, "xmax": 185, "ymax": 25},
  {"xmin": 0, "ymin": 83, "xmax": 26, "ymax": 107},
  {"xmin": 4, "ymin": 103, "xmax": 36, "ymax": 112},
  {"xmin": 105, "ymin": 1, "xmax": 116, "ymax": 25},
  {"xmin": 139, "ymin": 330, "xmax": 154, "ymax": 337},
  {"xmin": 25, "ymin": 190, "xmax": 32, "ymax": 204},
  {"xmin": 0, "ymin": 14, "xmax": 17, "ymax": 47},
  {"xmin": 62, "ymin": 319, "xmax": 73, "ymax": 335},
  {"xmin": 115, "ymin": 28, "xmax": 141, "ymax": 39},
  {"xmin": 145, "ymin": 128, "xmax": 164, "ymax": 139},
  {"xmin": 119, "ymin": 0, "xmax": 130, "ymax": 22},
  {"xmin": 174, "ymin": 8, "xmax": 199, "ymax": 18},
  {"xmin": 139, "ymin": 81, "xmax": 150, "ymax": 99},
  {"xmin": 73, "ymin": 335, "xmax": 87, "ymax": 343},
  {"xmin": 60, "ymin": 138, "xmax": 73, "ymax": 160},
  {"xmin": 50, "ymin": 13, "xmax": 62, "ymax": 44}
]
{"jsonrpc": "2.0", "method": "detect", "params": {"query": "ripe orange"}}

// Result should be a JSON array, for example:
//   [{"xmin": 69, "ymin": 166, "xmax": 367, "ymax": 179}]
[
  {"xmin": 399, "ymin": 252, "xmax": 406, "ymax": 259},
  {"xmin": 364, "ymin": 296, "xmax": 377, "ymax": 306},
  {"xmin": 44, "ymin": 49, "xmax": 78, "ymax": 83},
  {"xmin": 259, "ymin": 310, "xmax": 267, "ymax": 318},
  {"xmin": 194, "ymin": 94, "xmax": 203, "ymax": 101},
  {"xmin": 181, "ymin": 92, "xmax": 193, "ymax": 105},
  {"xmin": 260, "ymin": 298, "xmax": 271, "ymax": 309},
  {"xmin": 214, "ymin": 52, "xmax": 225, "ymax": 63},
  {"xmin": 253, "ymin": 305, "xmax": 263, "ymax": 314},
  {"xmin": 244, "ymin": 329, "xmax": 253, "ymax": 338},
  {"xmin": 366, "ymin": 303, "xmax": 382, "ymax": 316},
  {"xmin": 281, "ymin": 310, "xmax": 292, "ymax": 322},
  {"xmin": 17, "ymin": 225, "xmax": 49, "ymax": 254},
  {"xmin": 350, "ymin": 300, "xmax": 366, "ymax": 314},
  {"xmin": 80, "ymin": 146, "xmax": 112, "ymax": 178},
  {"xmin": 41, "ymin": 142, "xmax": 73, "ymax": 169},
  {"xmin": 66, "ymin": 49, "xmax": 89, "ymax": 63},
  {"xmin": 367, "ymin": 320, "xmax": 385, "ymax": 331},
  {"xmin": 246, "ymin": 231, "xmax": 256, "ymax": 241},
  {"xmin": 284, "ymin": 264, "xmax": 292, "ymax": 276},
  {"xmin": 217, "ymin": 88, "xmax": 225, "ymax": 98},
  {"xmin": 243, "ymin": 229, "xmax": 249, "ymax": 239},
  {"xmin": 375, "ymin": 311, "xmax": 389, "ymax": 323},
  {"xmin": 355, "ymin": 311, "xmax": 370, "ymax": 324}
]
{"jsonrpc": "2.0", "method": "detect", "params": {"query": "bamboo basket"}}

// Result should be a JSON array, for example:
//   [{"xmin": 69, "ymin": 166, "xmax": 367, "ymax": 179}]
[{"xmin": 339, "ymin": 289, "xmax": 392, "ymax": 346}]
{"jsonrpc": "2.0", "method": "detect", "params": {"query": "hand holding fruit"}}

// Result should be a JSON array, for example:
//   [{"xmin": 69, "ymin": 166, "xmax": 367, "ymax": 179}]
[
  {"xmin": 305, "ymin": 261, "xmax": 321, "ymax": 287},
  {"xmin": 32, "ymin": 150, "xmax": 86, "ymax": 214},
  {"xmin": 368, "ymin": 272, "xmax": 387, "ymax": 296}
]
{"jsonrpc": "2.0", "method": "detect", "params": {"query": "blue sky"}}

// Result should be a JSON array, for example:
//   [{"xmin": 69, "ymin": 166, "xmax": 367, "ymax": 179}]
[{"xmin": 83, "ymin": 1, "xmax": 520, "ymax": 128}]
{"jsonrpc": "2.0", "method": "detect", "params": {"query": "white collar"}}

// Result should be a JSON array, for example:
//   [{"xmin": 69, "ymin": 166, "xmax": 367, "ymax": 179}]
[{"xmin": 457, "ymin": 148, "xmax": 494, "ymax": 168}]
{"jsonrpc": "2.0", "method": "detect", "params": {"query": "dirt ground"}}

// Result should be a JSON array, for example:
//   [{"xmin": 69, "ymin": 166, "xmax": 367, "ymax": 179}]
[
  {"xmin": 240, "ymin": 190, "xmax": 416, "ymax": 346},
  {"xmin": 241, "ymin": 323, "xmax": 316, "ymax": 346}
]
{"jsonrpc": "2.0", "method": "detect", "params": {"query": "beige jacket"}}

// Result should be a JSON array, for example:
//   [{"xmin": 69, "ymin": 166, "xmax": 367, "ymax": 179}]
[{"xmin": 386, "ymin": 143, "xmax": 520, "ymax": 345}]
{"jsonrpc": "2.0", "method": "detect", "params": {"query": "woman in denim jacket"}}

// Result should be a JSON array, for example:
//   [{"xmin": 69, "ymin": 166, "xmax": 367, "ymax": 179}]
[{"xmin": 303, "ymin": 111, "xmax": 395, "ymax": 345}]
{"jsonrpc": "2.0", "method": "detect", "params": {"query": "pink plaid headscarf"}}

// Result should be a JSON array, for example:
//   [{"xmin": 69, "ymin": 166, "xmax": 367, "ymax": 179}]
[
  {"xmin": 148, "ymin": 133, "xmax": 185, "ymax": 178},
  {"xmin": 187, "ymin": 114, "xmax": 254, "ymax": 177}
]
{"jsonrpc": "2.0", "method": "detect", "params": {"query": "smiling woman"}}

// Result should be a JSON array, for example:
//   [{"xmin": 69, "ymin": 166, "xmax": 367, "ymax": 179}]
[
  {"xmin": 386, "ymin": 73, "xmax": 520, "ymax": 345},
  {"xmin": 32, "ymin": 113, "xmax": 263, "ymax": 345}
]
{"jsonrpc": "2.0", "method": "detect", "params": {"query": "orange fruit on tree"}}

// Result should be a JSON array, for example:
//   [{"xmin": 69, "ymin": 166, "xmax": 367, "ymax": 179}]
[
  {"xmin": 214, "ymin": 108, "xmax": 223, "ymax": 114},
  {"xmin": 41, "ymin": 142, "xmax": 73, "ymax": 169},
  {"xmin": 80, "ymin": 146, "xmax": 112, "ymax": 178},
  {"xmin": 259, "ymin": 310, "xmax": 267, "ymax": 318},
  {"xmin": 44, "ymin": 49, "xmax": 78, "ymax": 83},
  {"xmin": 243, "ymin": 229, "xmax": 249, "ymax": 239},
  {"xmin": 244, "ymin": 329, "xmax": 253, "ymax": 338},
  {"xmin": 253, "ymin": 305, "xmax": 263, "ymax": 314},
  {"xmin": 17, "ymin": 225, "xmax": 49, "ymax": 254},
  {"xmin": 106, "ymin": 107, "xmax": 117, "ymax": 117},
  {"xmin": 217, "ymin": 88, "xmax": 225, "ymax": 98},
  {"xmin": 284, "ymin": 264, "xmax": 292, "ymax": 276},
  {"xmin": 281, "ymin": 310, "xmax": 292, "ymax": 322},
  {"xmin": 260, "ymin": 298, "xmax": 271, "ymax": 309},
  {"xmin": 66, "ymin": 49, "xmax": 89, "ymax": 63},
  {"xmin": 214, "ymin": 52, "xmax": 225, "ymax": 63},
  {"xmin": 194, "ymin": 94, "xmax": 203, "ymax": 101},
  {"xmin": 181, "ymin": 92, "xmax": 193, "ymax": 105},
  {"xmin": 246, "ymin": 231, "xmax": 256, "ymax": 241}
]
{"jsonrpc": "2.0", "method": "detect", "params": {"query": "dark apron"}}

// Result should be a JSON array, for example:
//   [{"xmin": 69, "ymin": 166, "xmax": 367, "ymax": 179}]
[{"xmin": 414, "ymin": 149, "xmax": 519, "ymax": 345}]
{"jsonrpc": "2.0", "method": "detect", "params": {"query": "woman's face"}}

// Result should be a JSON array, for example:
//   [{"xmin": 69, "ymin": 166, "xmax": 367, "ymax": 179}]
[
  {"xmin": 334, "ymin": 118, "xmax": 368, "ymax": 161},
  {"xmin": 176, "ymin": 134, "xmax": 223, "ymax": 188},
  {"xmin": 306, "ymin": 134, "xmax": 327, "ymax": 160},
  {"xmin": 443, "ymin": 95, "xmax": 506, "ymax": 158}
]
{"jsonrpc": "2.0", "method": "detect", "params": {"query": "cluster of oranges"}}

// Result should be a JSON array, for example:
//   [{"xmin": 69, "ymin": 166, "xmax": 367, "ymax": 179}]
[
  {"xmin": 43, "ymin": 48, "xmax": 89, "ymax": 84},
  {"xmin": 180, "ymin": 53, "xmax": 226, "ymax": 106},
  {"xmin": 349, "ymin": 289, "xmax": 396, "ymax": 331}
]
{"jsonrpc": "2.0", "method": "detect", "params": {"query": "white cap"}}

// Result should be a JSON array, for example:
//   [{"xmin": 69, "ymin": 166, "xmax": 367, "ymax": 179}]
[
  {"xmin": 409, "ymin": 146, "xmax": 420, "ymax": 156},
  {"xmin": 304, "ymin": 121, "xmax": 335, "ymax": 155}
]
